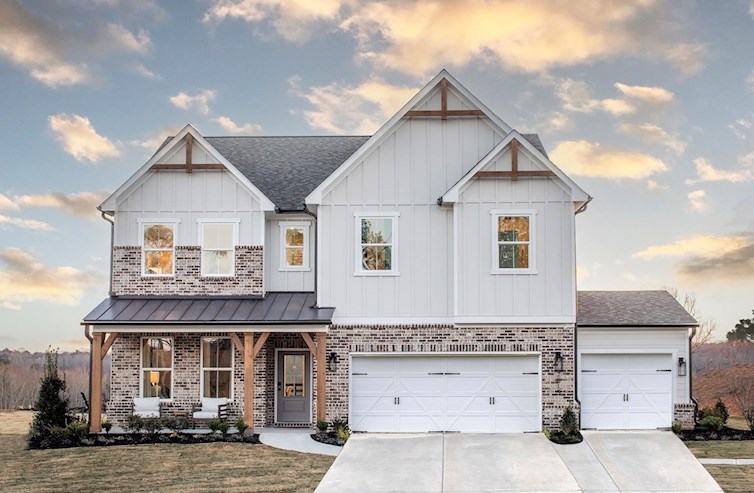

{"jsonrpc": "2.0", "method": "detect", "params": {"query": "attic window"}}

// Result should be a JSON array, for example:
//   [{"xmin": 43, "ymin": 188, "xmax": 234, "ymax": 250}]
[
  {"xmin": 490, "ymin": 210, "xmax": 536, "ymax": 274},
  {"xmin": 141, "ymin": 221, "xmax": 178, "ymax": 276},
  {"xmin": 280, "ymin": 222, "xmax": 310, "ymax": 271}
]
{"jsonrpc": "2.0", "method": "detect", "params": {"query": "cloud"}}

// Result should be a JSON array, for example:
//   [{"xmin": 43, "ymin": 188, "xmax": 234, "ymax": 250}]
[
  {"xmin": 552, "ymin": 78, "xmax": 635, "ymax": 115},
  {"xmin": 0, "ymin": 194, "xmax": 19, "ymax": 211},
  {"xmin": 635, "ymin": 233, "xmax": 754, "ymax": 282},
  {"xmin": 739, "ymin": 151, "xmax": 754, "ymax": 166},
  {"xmin": 647, "ymin": 179, "xmax": 668, "ymax": 191},
  {"xmin": 0, "ymin": 214, "xmax": 54, "ymax": 231},
  {"xmin": 203, "ymin": 0, "xmax": 344, "ymax": 42},
  {"xmin": 1, "ymin": 301, "xmax": 21, "ymax": 311},
  {"xmin": 48, "ymin": 114, "xmax": 120, "ymax": 163},
  {"xmin": 729, "ymin": 117, "xmax": 753, "ymax": 140},
  {"xmin": 614, "ymin": 82, "xmax": 674, "ymax": 105},
  {"xmin": 617, "ymin": 123, "xmax": 687, "ymax": 155},
  {"xmin": 170, "ymin": 90, "xmax": 217, "ymax": 115},
  {"xmin": 0, "ymin": 0, "xmax": 90, "ymax": 87},
  {"xmin": 747, "ymin": 69, "xmax": 754, "ymax": 93},
  {"xmin": 685, "ymin": 157, "xmax": 754, "ymax": 185},
  {"xmin": 14, "ymin": 190, "xmax": 111, "ymax": 220},
  {"xmin": 103, "ymin": 23, "xmax": 151, "ymax": 54},
  {"xmin": 129, "ymin": 125, "xmax": 183, "ymax": 150},
  {"xmin": 662, "ymin": 42, "xmax": 707, "ymax": 76},
  {"xmin": 0, "ymin": 248, "xmax": 102, "ymax": 307},
  {"xmin": 290, "ymin": 75, "xmax": 419, "ymax": 134},
  {"xmin": 132, "ymin": 63, "xmax": 161, "ymax": 80},
  {"xmin": 214, "ymin": 116, "xmax": 263, "ymax": 135},
  {"xmin": 549, "ymin": 140, "xmax": 669, "ymax": 179},
  {"xmin": 576, "ymin": 266, "xmax": 589, "ymax": 281},
  {"xmin": 687, "ymin": 189, "xmax": 707, "ymax": 212}
]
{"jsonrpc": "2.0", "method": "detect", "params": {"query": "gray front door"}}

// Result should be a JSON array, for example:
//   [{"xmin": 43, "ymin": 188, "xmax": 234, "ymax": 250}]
[{"xmin": 276, "ymin": 350, "xmax": 311, "ymax": 423}]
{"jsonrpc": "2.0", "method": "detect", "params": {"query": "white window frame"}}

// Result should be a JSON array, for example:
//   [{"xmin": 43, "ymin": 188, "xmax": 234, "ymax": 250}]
[
  {"xmin": 197, "ymin": 219, "xmax": 240, "ymax": 277},
  {"xmin": 140, "ymin": 336, "xmax": 174, "ymax": 402},
  {"xmin": 490, "ymin": 209, "xmax": 537, "ymax": 275},
  {"xmin": 279, "ymin": 221, "xmax": 311, "ymax": 271},
  {"xmin": 200, "ymin": 336, "xmax": 234, "ymax": 401},
  {"xmin": 354, "ymin": 211, "xmax": 399, "ymax": 276},
  {"xmin": 139, "ymin": 218, "xmax": 180, "ymax": 277}
]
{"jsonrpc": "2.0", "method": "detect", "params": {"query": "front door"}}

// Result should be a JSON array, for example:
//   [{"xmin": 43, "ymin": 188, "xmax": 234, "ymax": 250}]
[{"xmin": 276, "ymin": 350, "xmax": 311, "ymax": 423}]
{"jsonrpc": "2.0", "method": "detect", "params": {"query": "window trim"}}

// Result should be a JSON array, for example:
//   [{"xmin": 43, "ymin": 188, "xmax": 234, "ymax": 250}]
[
  {"xmin": 490, "ymin": 209, "xmax": 537, "ymax": 275},
  {"xmin": 279, "ymin": 221, "xmax": 311, "ymax": 272},
  {"xmin": 140, "ymin": 336, "xmax": 174, "ymax": 402},
  {"xmin": 354, "ymin": 211, "xmax": 399, "ymax": 276},
  {"xmin": 197, "ymin": 219, "xmax": 240, "ymax": 277},
  {"xmin": 199, "ymin": 336, "xmax": 235, "ymax": 401},
  {"xmin": 139, "ymin": 219, "xmax": 180, "ymax": 277}
]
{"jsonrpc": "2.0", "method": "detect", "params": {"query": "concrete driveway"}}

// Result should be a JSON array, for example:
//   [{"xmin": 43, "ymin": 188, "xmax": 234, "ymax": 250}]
[{"xmin": 314, "ymin": 431, "xmax": 722, "ymax": 493}]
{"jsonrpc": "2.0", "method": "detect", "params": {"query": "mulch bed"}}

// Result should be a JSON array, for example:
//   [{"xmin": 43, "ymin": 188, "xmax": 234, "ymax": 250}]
[
  {"xmin": 548, "ymin": 431, "xmax": 583, "ymax": 445},
  {"xmin": 31, "ymin": 433, "xmax": 261, "ymax": 450},
  {"xmin": 677, "ymin": 427, "xmax": 754, "ymax": 441},
  {"xmin": 311, "ymin": 432, "xmax": 345, "ymax": 446}
]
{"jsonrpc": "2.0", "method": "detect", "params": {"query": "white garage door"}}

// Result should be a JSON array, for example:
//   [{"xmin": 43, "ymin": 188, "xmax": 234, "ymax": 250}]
[
  {"xmin": 350, "ymin": 355, "xmax": 540, "ymax": 433},
  {"xmin": 581, "ymin": 353, "xmax": 673, "ymax": 430}
]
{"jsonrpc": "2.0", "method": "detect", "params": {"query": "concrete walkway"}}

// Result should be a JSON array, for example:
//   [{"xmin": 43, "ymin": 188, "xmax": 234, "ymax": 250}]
[
  {"xmin": 315, "ymin": 431, "xmax": 722, "ymax": 493},
  {"xmin": 257, "ymin": 427, "xmax": 341, "ymax": 456},
  {"xmin": 699, "ymin": 458, "xmax": 754, "ymax": 465}
]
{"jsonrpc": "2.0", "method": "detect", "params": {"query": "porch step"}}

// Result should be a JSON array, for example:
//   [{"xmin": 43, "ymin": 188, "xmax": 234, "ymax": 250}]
[{"xmin": 273, "ymin": 422, "xmax": 312, "ymax": 428}]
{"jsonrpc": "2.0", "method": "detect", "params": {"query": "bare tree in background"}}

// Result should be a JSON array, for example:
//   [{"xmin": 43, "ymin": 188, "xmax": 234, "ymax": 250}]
[
  {"xmin": 731, "ymin": 376, "xmax": 754, "ymax": 431},
  {"xmin": 666, "ymin": 286, "xmax": 717, "ymax": 354}
]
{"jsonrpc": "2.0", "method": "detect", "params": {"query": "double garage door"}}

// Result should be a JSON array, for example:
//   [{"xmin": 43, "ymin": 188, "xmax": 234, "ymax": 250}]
[
  {"xmin": 581, "ymin": 353, "xmax": 673, "ymax": 430},
  {"xmin": 350, "ymin": 354, "xmax": 540, "ymax": 433}
]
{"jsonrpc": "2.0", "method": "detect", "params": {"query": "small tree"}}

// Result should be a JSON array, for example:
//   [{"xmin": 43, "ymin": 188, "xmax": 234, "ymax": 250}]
[
  {"xmin": 731, "ymin": 376, "xmax": 754, "ymax": 431},
  {"xmin": 727, "ymin": 311, "xmax": 754, "ymax": 343},
  {"xmin": 560, "ymin": 405, "xmax": 578, "ymax": 436},
  {"xmin": 28, "ymin": 348, "xmax": 69, "ymax": 448}
]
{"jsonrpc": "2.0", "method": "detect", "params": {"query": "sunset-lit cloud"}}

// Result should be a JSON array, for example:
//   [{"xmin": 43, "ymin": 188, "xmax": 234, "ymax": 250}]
[
  {"xmin": 647, "ymin": 179, "xmax": 668, "ymax": 191},
  {"xmin": 48, "ymin": 114, "xmax": 120, "ymax": 163},
  {"xmin": 132, "ymin": 63, "xmax": 161, "ymax": 80},
  {"xmin": 550, "ymin": 140, "xmax": 669, "ymax": 179},
  {"xmin": 0, "ymin": 214, "xmax": 54, "ymax": 231},
  {"xmin": 614, "ymin": 82, "xmax": 674, "ymax": 105},
  {"xmin": 687, "ymin": 189, "xmax": 707, "ymax": 212},
  {"xmin": 14, "ymin": 191, "xmax": 111, "ymax": 220},
  {"xmin": 634, "ymin": 234, "xmax": 751, "ymax": 260},
  {"xmin": 0, "ymin": 248, "xmax": 102, "ymax": 307},
  {"xmin": 685, "ymin": 157, "xmax": 754, "ymax": 185},
  {"xmin": 617, "ymin": 123, "xmax": 687, "ymax": 155},
  {"xmin": 170, "ymin": 89, "xmax": 217, "ymax": 115},
  {"xmin": 0, "ymin": 194, "xmax": 19, "ymax": 211},
  {"xmin": 130, "ymin": 125, "xmax": 183, "ymax": 150},
  {"xmin": 214, "ymin": 116, "xmax": 263, "ymax": 135},
  {"xmin": 104, "ymin": 23, "xmax": 151, "ymax": 54},
  {"xmin": 290, "ymin": 75, "xmax": 418, "ymax": 133}
]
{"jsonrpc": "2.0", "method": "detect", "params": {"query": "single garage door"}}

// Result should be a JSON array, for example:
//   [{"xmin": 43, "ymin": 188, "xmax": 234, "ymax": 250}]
[
  {"xmin": 350, "ymin": 354, "xmax": 540, "ymax": 433},
  {"xmin": 581, "ymin": 353, "xmax": 673, "ymax": 430}
]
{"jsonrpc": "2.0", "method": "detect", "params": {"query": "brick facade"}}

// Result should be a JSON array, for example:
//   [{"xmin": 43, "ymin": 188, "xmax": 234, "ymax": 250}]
[
  {"xmin": 111, "ymin": 245, "xmax": 263, "ymax": 296},
  {"xmin": 674, "ymin": 402, "xmax": 696, "ymax": 430}
]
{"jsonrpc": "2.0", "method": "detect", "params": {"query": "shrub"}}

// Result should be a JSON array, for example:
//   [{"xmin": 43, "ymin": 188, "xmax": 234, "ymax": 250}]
[
  {"xmin": 125, "ymin": 415, "xmax": 143, "ymax": 437},
  {"xmin": 217, "ymin": 420, "xmax": 230, "ymax": 435},
  {"xmin": 28, "ymin": 348, "xmax": 70, "ymax": 449},
  {"xmin": 331, "ymin": 418, "xmax": 350, "ymax": 442},
  {"xmin": 236, "ymin": 417, "xmax": 249, "ymax": 435},
  {"xmin": 671, "ymin": 422, "xmax": 683, "ymax": 434},
  {"xmin": 316, "ymin": 420, "xmax": 328, "ymax": 432},
  {"xmin": 560, "ymin": 405, "xmax": 578, "ymax": 436},
  {"xmin": 42, "ymin": 426, "xmax": 75, "ymax": 449},
  {"xmin": 66, "ymin": 420, "xmax": 89, "ymax": 441},
  {"xmin": 102, "ymin": 420, "xmax": 112, "ymax": 434},
  {"xmin": 207, "ymin": 417, "xmax": 223, "ymax": 433},
  {"xmin": 142, "ymin": 417, "xmax": 163, "ymax": 439},
  {"xmin": 699, "ymin": 415, "xmax": 724, "ymax": 432},
  {"xmin": 542, "ymin": 427, "xmax": 551, "ymax": 440},
  {"xmin": 714, "ymin": 400, "xmax": 730, "ymax": 424}
]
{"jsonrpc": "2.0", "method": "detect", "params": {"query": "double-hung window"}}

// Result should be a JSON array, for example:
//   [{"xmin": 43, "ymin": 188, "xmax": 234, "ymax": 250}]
[
  {"xmin": 201, "ymin": 337, "xmax": 233, "ymax": 399},
  {"xmin": 491, "ymin": 209, "xmax": 536, "ymax": 274},
  {"xmin": 141, "ymin": 221, "xmax": 178, "ymax": 276},
  {"xmin": 141, "ymin": 338, "xmax": 173, "ymax": 399},
  {"xmin": 355, "ymin": 212, "xmax": 398, "ymax": 275},
  {"xmin": 199, "ymin": 220, "xmax": 238, "ymax": 276},
  {"xmin": 280, "ymin": 222, "xmax": 310, "ymax": 271}
]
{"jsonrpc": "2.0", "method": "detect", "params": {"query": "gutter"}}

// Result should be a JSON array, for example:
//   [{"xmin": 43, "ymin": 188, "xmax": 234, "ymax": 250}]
[{"xmin": 98, "ymin": 208, "xmax": 115, "ymax": 297}]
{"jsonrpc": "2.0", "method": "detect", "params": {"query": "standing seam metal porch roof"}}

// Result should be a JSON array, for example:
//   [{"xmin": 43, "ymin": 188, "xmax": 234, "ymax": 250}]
[{"xmin": 83, "ymin": 292, "xmax": 333, "ymax": 325}]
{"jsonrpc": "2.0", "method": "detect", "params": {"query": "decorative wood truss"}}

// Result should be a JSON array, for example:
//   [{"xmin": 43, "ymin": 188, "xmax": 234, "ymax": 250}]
[
  {"xmin": 150, "ymin": 133, "xmax": 225, "ymax": 173},
  {"xmin": 405, "ymin": 78, "xmax": 484, "ymax": 120},
  {"xmin": 475, "ymin": 139, "xmax": 555, "ymax": 181}
]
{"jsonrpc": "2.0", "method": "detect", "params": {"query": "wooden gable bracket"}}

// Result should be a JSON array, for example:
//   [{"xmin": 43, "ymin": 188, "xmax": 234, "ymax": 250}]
[
  {"xmin": 405, "ymin": 78, "xmax": 485, "ymax": 119},
  {"xmin": 475, "ymin": 138, "xmax": 555, "ymax": 181},
  {"xmin": 150, "ymin": 133, "xmax": 226, "ymax": 172}
]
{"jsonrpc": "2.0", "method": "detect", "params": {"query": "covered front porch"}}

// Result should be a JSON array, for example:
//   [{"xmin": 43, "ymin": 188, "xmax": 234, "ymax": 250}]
[{"xmin": 82, "ymin": 294, "xmax": 333, "ymax": 433}]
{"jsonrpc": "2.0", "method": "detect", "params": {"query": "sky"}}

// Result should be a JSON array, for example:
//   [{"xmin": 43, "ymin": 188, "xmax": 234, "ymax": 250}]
[{"xmin": 1, "ymin": 0, "xmax": 753, "ymax": 351}]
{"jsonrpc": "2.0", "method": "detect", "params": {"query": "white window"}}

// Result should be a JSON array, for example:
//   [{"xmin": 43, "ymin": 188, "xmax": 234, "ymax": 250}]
[
  {"xmin": 279, "ymin": 222, "xmax": 310, "ymax": 271},
  {"xmin": 355, "ymin": 212, "xmax": 398, "ymax": 275},
  {"xmin": 201, "ymin": 337, "xmax": 234, "ymax": 399},
  {"xmin": 141, "ymin": 337, "xmax": 173, "ymax": 400},
  {"xmin": 490, "ymin": 209, "xmax": 536, "ymax": 274},
  {"xmin": 199, "ymin": 220, "xmax": 238, "ymax": 276},
  {"xmin": 141, "ymin": 220, "xmax": 178, "ymax": 276}
]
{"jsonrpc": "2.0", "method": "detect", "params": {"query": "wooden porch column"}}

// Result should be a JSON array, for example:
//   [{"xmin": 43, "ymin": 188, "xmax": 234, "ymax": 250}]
[
  {"xmin": 316, "ymin": 333, "xmax": 327, "ymax": 422},
  {"xmin": 244, "ymin": 332, "xmax": 254, "ymax": 431},
  {"xmin": 89, "ymin": 332, "xmax": 103, "ymax": 433}
]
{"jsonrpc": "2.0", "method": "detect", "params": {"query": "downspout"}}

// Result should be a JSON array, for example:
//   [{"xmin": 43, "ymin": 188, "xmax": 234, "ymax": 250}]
[
  {"xmin": 573, "ymin": 197, "xmax": 591, "ymax": 427},
  {"xmin": 689, "ymin": 325, "xmax": 698, "ymax": 420},
  {"xmin": 99, "ymin": 209, "xmax": 115, "ymax": 297},
  {"xmin": 302, "ymin": 206, "xmax": 318, "ymax": 308}
]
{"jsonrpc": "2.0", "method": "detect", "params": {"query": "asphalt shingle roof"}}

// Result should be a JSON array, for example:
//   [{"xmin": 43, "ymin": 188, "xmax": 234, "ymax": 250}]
[{"xmin": 577, "ymin": 290, "xmax": 698, "ymax": 327}]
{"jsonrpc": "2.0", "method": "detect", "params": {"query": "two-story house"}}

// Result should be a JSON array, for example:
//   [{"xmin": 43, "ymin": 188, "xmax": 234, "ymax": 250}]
[{"xmin": 83, "ymin": 70, "xmax": 698, "ymax": 434}]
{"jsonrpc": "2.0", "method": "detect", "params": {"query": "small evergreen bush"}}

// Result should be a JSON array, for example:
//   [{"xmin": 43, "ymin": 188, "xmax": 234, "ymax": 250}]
[
  {"xmin": 28, "ymin": 348, "xmax": 70, "ymax": 449},
  {"xmin": 699, "ymin": 415, "xmax": 724, "ymax": 432},
  {"xmin": 102, "ymin": 420, "xmax": 112, "ymax": 434},
  {"xmin": 316, "ymin": 420, "xmax": 328, "ymax": 432},
  {"xmin": 142, "ymin": 417, "xmax": 163, "ymax": 440},
  {"xmin": 207, "ymin": 417, "xmax": 223, "ymax": 433},
  {"xmin": 560, "ymin": 405, "xmax": 578, "ymax": 436},
  {"xmin": 125, "ymin": 415, "xmax": 143, "ymax": 438},
  {"xmin": 671, "ymin": 422, "xmax": 683, "ymax": 434},
  {"xmin": 235, "ymin": 417, "xmax": 249, "ymax": 435},
  {"xmin": 714, "ymin": 399, "xmax": 730, "ymax": 424}
]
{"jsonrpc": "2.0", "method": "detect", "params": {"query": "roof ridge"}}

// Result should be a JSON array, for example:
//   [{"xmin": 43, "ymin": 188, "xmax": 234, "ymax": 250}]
[{"xmin": 204, "ymin": 135, "xmax": 372, "ymax": 139}]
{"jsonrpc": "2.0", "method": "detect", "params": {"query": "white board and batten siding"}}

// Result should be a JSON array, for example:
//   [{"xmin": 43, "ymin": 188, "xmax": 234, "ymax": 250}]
[
  {"xmin": 114, "ymin": 169, "xmax": 265, "ymax": 247},
  {"xmin": 455, "ymin": 146, "xmax": 575, "ymax": 321},
  {"xmin": 318, "ymin": 87, "xmax": 508, "ymax": 320},
  {"xmin": 265, "ymin": 217, "xmax": 315, "ymax": 292}
]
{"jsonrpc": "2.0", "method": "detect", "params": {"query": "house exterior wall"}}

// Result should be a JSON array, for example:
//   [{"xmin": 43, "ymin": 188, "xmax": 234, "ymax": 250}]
[
  {"xmin": 111, "ymin": 245, "xmax": 263, "ymax": 296},
  {"xmin": 265, "ymin": 216, "xmax": 315, "ymax": 292}
]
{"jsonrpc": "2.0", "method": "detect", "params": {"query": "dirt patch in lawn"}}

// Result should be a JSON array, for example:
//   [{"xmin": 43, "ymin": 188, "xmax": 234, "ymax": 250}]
[
  {"xmin": 702, "ymin": 465, "xmax": 754, "ymax": 493},
  {"xmin": 686, "ymin": 440, "xmax": 754, "ymax": 459}
]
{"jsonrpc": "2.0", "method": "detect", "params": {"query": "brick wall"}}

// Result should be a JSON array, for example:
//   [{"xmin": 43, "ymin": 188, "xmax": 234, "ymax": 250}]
[
  {"xmin": 674, "ymin": 402, "xmax": 696, "ymax": 430},
  {"xmin": 111, "ymin": 245, "xmax": 263, "ymax": 296}
]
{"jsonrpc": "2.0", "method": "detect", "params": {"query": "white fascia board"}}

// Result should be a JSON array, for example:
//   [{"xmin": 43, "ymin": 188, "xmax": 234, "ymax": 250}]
[
  {"xmin": 305, "ymin": 69, "xmax": 512, "ymax": 205},
  {"xmin": 441, "ymin": 129, "xmax": 591, "ymax": 205},
  {"xmin": 99, "ymin": 124, "xmax": 276, "ymax": 212},
  {"xmin": 454, "ymin": 316, "xmax": 576, "ymax": 326},
  {"xmin": 90, "ymin": 324, "xmax": 330, "ymax": 333}
]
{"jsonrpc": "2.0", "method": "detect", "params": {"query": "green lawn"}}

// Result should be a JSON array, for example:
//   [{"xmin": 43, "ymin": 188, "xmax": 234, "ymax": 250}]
[{"xmin": 686, "ymin": 440, "xmax": 754, "ymax": 459}]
